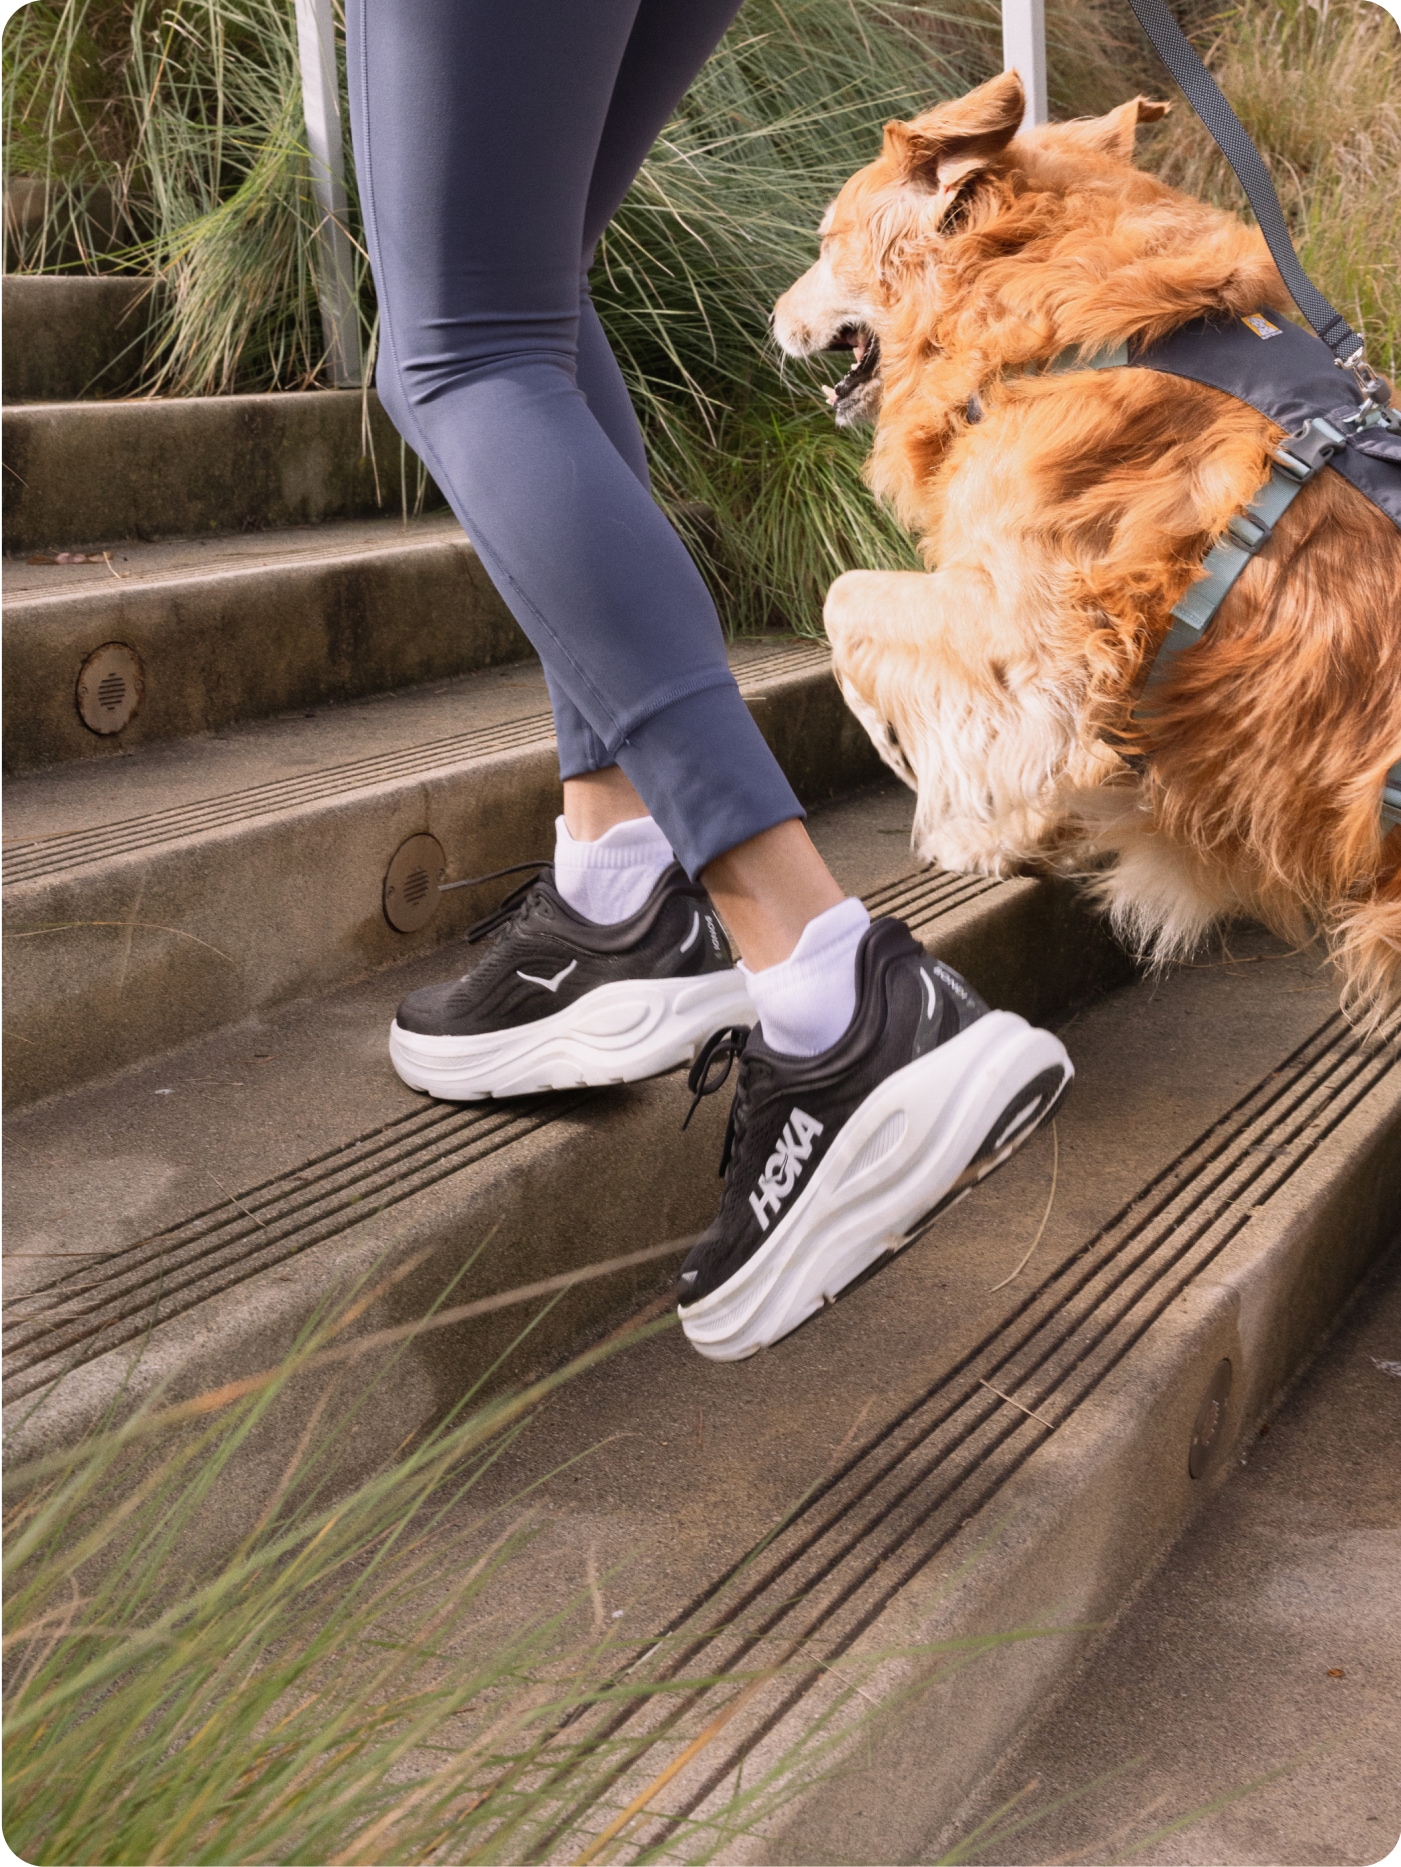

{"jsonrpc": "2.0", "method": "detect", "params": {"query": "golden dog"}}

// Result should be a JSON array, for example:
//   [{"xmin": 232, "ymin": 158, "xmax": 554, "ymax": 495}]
[{"xmin": 773, "ymin": 70, "xmax": 1401, "ymax": 1019}]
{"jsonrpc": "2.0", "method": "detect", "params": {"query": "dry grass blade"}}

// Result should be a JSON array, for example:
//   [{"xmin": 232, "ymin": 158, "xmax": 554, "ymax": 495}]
[{"xmin": 989, "ymin": 1119, "xmax": 1060, "ymax": 1292}]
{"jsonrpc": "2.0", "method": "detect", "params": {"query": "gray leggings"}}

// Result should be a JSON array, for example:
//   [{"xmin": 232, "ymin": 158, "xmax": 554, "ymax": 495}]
[{"xmin": 345, "ymin": 0, "xmax": 803, "ymax": 877}]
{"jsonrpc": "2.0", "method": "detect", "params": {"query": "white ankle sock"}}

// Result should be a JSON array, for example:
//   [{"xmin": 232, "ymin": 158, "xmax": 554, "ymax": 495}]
[
  {"xmin": 552, "ymin": 813, "xmax": 675, "ymax": 925},
  {"xmin": 741, "ymin": 896, "xmax": 871, "ymax": 1057}
]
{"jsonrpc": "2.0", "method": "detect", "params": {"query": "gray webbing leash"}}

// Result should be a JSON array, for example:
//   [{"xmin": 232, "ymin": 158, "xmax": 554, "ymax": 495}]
[{"xmin": 1123, "ymin": 0, "xmax": 1395, "ymax": 419}]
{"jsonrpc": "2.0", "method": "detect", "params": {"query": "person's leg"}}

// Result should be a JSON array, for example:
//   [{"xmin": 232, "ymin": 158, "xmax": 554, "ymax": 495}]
[
  {"xmin": 350, "ymin": 0, "xmax": 844, "ymax": 1090},
  {"xmin": 561, "ymin": 300, "xmax": 855, "ymax": 961},
  {"xmin": 356, "ymin": 1, "xmax": 1073, "ymax": 1348},
  {"xmin": 552, "ymin": 0, "xmax": 850, "ymax": 971},
  {"xmin": 346, "ymin": 0, "xmax": 802, "ymax": 894}
]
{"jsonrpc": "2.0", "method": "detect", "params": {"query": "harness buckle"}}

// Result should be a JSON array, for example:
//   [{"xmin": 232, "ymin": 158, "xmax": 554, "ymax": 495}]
[
  {"xmin": 1272, "ymin": 416, "xmax": 1347, "ymax": 482},
  {"xmin": 1337, "ymin": 344, "xmax": 1391, "ymax": 401}
]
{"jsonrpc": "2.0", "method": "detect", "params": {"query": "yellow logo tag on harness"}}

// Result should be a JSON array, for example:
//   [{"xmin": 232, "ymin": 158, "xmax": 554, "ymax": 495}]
[{"xmin": 1241, "ymin": 313, "xmax": 1283, "ymax": 339}]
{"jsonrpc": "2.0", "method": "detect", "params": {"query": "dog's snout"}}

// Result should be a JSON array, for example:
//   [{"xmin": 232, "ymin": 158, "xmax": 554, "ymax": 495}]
[
  {"xmin": 773, "ymin": 252, "xmax": 871, "ymax": 361},
  {"xmin": 772, "ymin": 279, "xmax": 821, "ymax": 358}
]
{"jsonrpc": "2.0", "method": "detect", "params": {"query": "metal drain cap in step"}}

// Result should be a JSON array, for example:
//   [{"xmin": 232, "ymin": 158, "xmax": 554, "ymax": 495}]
[
  {"xmin": 384, "ymin": 833, "xmax": 447, "ymax": 932},
  {"xmin": 75, "ymin": 642, "xmax": 144, "ymax": 735},
  {"xmin": 2, "ymin": 640, "xmax": 833, "ymax": 888}
]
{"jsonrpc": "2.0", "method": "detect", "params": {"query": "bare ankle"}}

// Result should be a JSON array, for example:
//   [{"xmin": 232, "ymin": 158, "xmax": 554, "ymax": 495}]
[
  {"xmin": 702, "ymin": 819, "xmax": 845, "ymax": 969},
  {"xmin": 562, "ymin": 766, "xmax": 650, "ymax": 841}
]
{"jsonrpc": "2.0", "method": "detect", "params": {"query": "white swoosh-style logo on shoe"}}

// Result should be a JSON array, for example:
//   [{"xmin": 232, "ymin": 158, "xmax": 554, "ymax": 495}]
[{"xmin": 516, "ymin": 960, "xmax": 578, "ymax": 993}]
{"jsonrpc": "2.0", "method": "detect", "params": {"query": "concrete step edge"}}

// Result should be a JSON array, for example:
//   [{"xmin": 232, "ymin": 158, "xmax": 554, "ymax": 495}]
[
  {"xmin": 1, "ymin": 864, "xmax": 1130, "ymax": 1489},
  {"xmin": 539, "ymin": 1007, "xmax": 1401, "ymax": 1863},
  {"xmin": 3, "ymin": 642, "xmax": 879, "ymax": 1104},
  {"xmin": 3, "ymin": 515, "xmax": 527, "ymax": 773},
  {"xmin": 2, "ymin": 274, "xmax": 157, "ymax": 403},
  {"xmin": 3, "ymin": 641, "xmax": 830, "ymax": 885},
  {"xmin": 3, "ymin": 390, "xmax": 435, "ymax": 551}
]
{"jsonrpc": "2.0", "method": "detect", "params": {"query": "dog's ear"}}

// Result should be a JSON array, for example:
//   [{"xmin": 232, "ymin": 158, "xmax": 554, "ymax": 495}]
[
  {"xmin": 883, "ymin": 71, "xmax": 1025, "ymax": 192},
  {"xmin": 1056, "ymin": 95, "xmax": 1171, "ymax": 159}
]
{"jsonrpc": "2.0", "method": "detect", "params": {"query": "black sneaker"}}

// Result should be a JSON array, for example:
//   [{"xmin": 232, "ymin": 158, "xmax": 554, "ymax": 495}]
[
  {"xmin": 389, "ymin": 862, "xmax": 750, "ymax": 1100},
  {"xmin": 676, "ymin": 918, "xmax": 1072, "ymax": 1359}
]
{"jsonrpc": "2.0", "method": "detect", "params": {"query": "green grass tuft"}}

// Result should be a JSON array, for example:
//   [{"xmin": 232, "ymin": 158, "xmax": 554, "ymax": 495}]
[
  {"xmin": 8, "ymin": 0, "xmax": 1395, "ymax": 629},
  {"xmin": 3, "ymin": 1269, "xmax": 1055, "ymax": 1864}
]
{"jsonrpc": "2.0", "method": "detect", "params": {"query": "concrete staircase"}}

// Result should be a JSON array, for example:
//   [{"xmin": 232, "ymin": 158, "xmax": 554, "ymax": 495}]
[{"xmin": 4, "ymin": 275, "xmax": 1398, "ymax": 1860}]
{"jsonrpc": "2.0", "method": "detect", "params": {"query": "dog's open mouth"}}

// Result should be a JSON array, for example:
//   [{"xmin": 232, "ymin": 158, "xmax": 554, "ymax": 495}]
[{"xmin": 822, "ymin": 324, "xmax": 882, "ymax": 426}]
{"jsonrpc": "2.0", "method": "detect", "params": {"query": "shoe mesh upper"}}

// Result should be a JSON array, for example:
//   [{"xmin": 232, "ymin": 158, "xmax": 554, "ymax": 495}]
[
  {"xmin": 395, "ymin": 864, "xmax": 733, "ymax": 1037},
  {"xmin": 678, "ymin": 921, "xmax": 987, "ymax": 1305}
]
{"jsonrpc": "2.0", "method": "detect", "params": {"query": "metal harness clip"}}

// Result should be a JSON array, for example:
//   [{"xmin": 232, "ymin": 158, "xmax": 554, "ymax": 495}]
[{"xmin": 1335, "ymin": 347, "xmax": 1401, "ymax": 432}]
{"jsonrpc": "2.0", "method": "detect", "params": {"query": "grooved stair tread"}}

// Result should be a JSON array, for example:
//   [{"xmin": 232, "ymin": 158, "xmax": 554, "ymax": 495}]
[
  {"xmin": 2, "ymin": 510, "xmax": 467, "ymax": 603},
  {"xmin": 318, "ymin": 926, "xmax": 1392, "ymax": 1864},
  {"xmin": 0, "ymin": 784, "xmax": 936, "ymax": 1323},
  {"xmin": 561, "ymin": 996, "xmax": 1401, "ymax": 1866},
  {"xmin": 4, "ymin": 768, "xmax": 1091, "ymax": 1470},
  {"xmin": 1, "ymin": 636, "xmax": 828, "ymax": 877},
  {"xmin": 10, "ymin": 770, "xmax": 1394, "ymax": 1853},
  {"xmin": 939, "ymin": 1246, "xmax": 1401, "ymax": 1866},
  {"xmin": 430, "ymin": 922, "xmax": 1351, "ymax": 1607},
  {"xmin": 4, "ymin": 630, "xmax": 874, "ymax": 1109}
]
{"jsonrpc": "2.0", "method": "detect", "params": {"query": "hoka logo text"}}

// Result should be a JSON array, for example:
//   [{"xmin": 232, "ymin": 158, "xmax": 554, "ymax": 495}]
[{"xmin": 749, "ymin": 1108, "xmax": 825, "ymax": 1232}]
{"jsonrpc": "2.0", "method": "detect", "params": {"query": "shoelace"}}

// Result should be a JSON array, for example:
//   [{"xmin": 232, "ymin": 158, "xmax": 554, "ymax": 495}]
[
  {"xmin": 682, "ymin": 1023, "xmax": 753, "ymax": 1177},
  {"xmin": 459, "ymin": 861, "xmax": 551, "ymax": 946}
]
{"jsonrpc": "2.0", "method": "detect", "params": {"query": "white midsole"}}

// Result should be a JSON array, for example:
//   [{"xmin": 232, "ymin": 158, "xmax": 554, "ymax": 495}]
[
  {"xmin": 680, "ymin": 1011, "xmax": 1071, "ymax": 1361},
  {"xmin": 389, "ymin": 970, "xmax": 752, "ymax": 1100}
]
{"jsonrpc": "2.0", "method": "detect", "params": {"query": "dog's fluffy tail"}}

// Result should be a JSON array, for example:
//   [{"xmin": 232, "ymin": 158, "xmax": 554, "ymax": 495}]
[
  {"xmin": 1075, "ymin": 781, "xmax": 1401, "ymax": 1030},
  {"xmin": 1069, "ymin": 780, "xmax": 1248, "ymax": 968},
  {"xmin": 1329, "ymin": 837, "xmax": 1401, "ymax": 1036}
]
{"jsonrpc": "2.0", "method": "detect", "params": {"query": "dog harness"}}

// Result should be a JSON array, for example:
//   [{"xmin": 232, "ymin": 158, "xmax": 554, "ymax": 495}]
[{"xmin": 1057, "ymin": 312, "xmax": 1401, "ymax": 830}]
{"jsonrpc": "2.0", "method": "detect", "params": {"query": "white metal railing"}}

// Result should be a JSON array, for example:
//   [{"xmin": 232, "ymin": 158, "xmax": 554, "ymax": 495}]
[
  {"xmin": 1002, "ymin": 0, "xmax": 1049, "ymax": 127},
  {"xmin": 294, "ymin": 0, "xmax": 362, "ymax": 387}
]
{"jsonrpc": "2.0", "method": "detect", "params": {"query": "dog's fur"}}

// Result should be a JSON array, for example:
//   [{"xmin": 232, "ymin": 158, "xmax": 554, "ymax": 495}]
[{"xmin": 774, "ymin": 71, "xmax": 1401, "ymax": 1019}]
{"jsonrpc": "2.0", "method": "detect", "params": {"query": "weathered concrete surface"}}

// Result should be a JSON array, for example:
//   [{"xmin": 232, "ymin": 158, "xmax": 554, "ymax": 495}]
[
  {"xmin": 2, "ymin": 514, "xmax": 527, "ymax": 771},
  {"xmin": 937, "ymin": 1242, "xmax": 1401, "ymax": 1866},
  {"xmin": 2, "ymin": 275, "xmax": 154, "ymax": 402},
  {"xmin": 9, "ymin": 880, "xmax": 1394, "ymax": 1866},
  {"xmin": 1, "ymin": 785, "xmax": 1127, "ymax": 1508},
  {"xmin": 747, "ymin": 1056, "xmax": 1401, "ymax": 1867},
  {"xmin": 2, "ymin": 388, "xmax": 434, "ymax": 551},
  {"xmin": 2, "ymin": 639, "xmax": 882, "ymax": 1104},
  {"xmin": 140, "ymin": 916, "xmax": 1380, "ymax": 1865}
]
